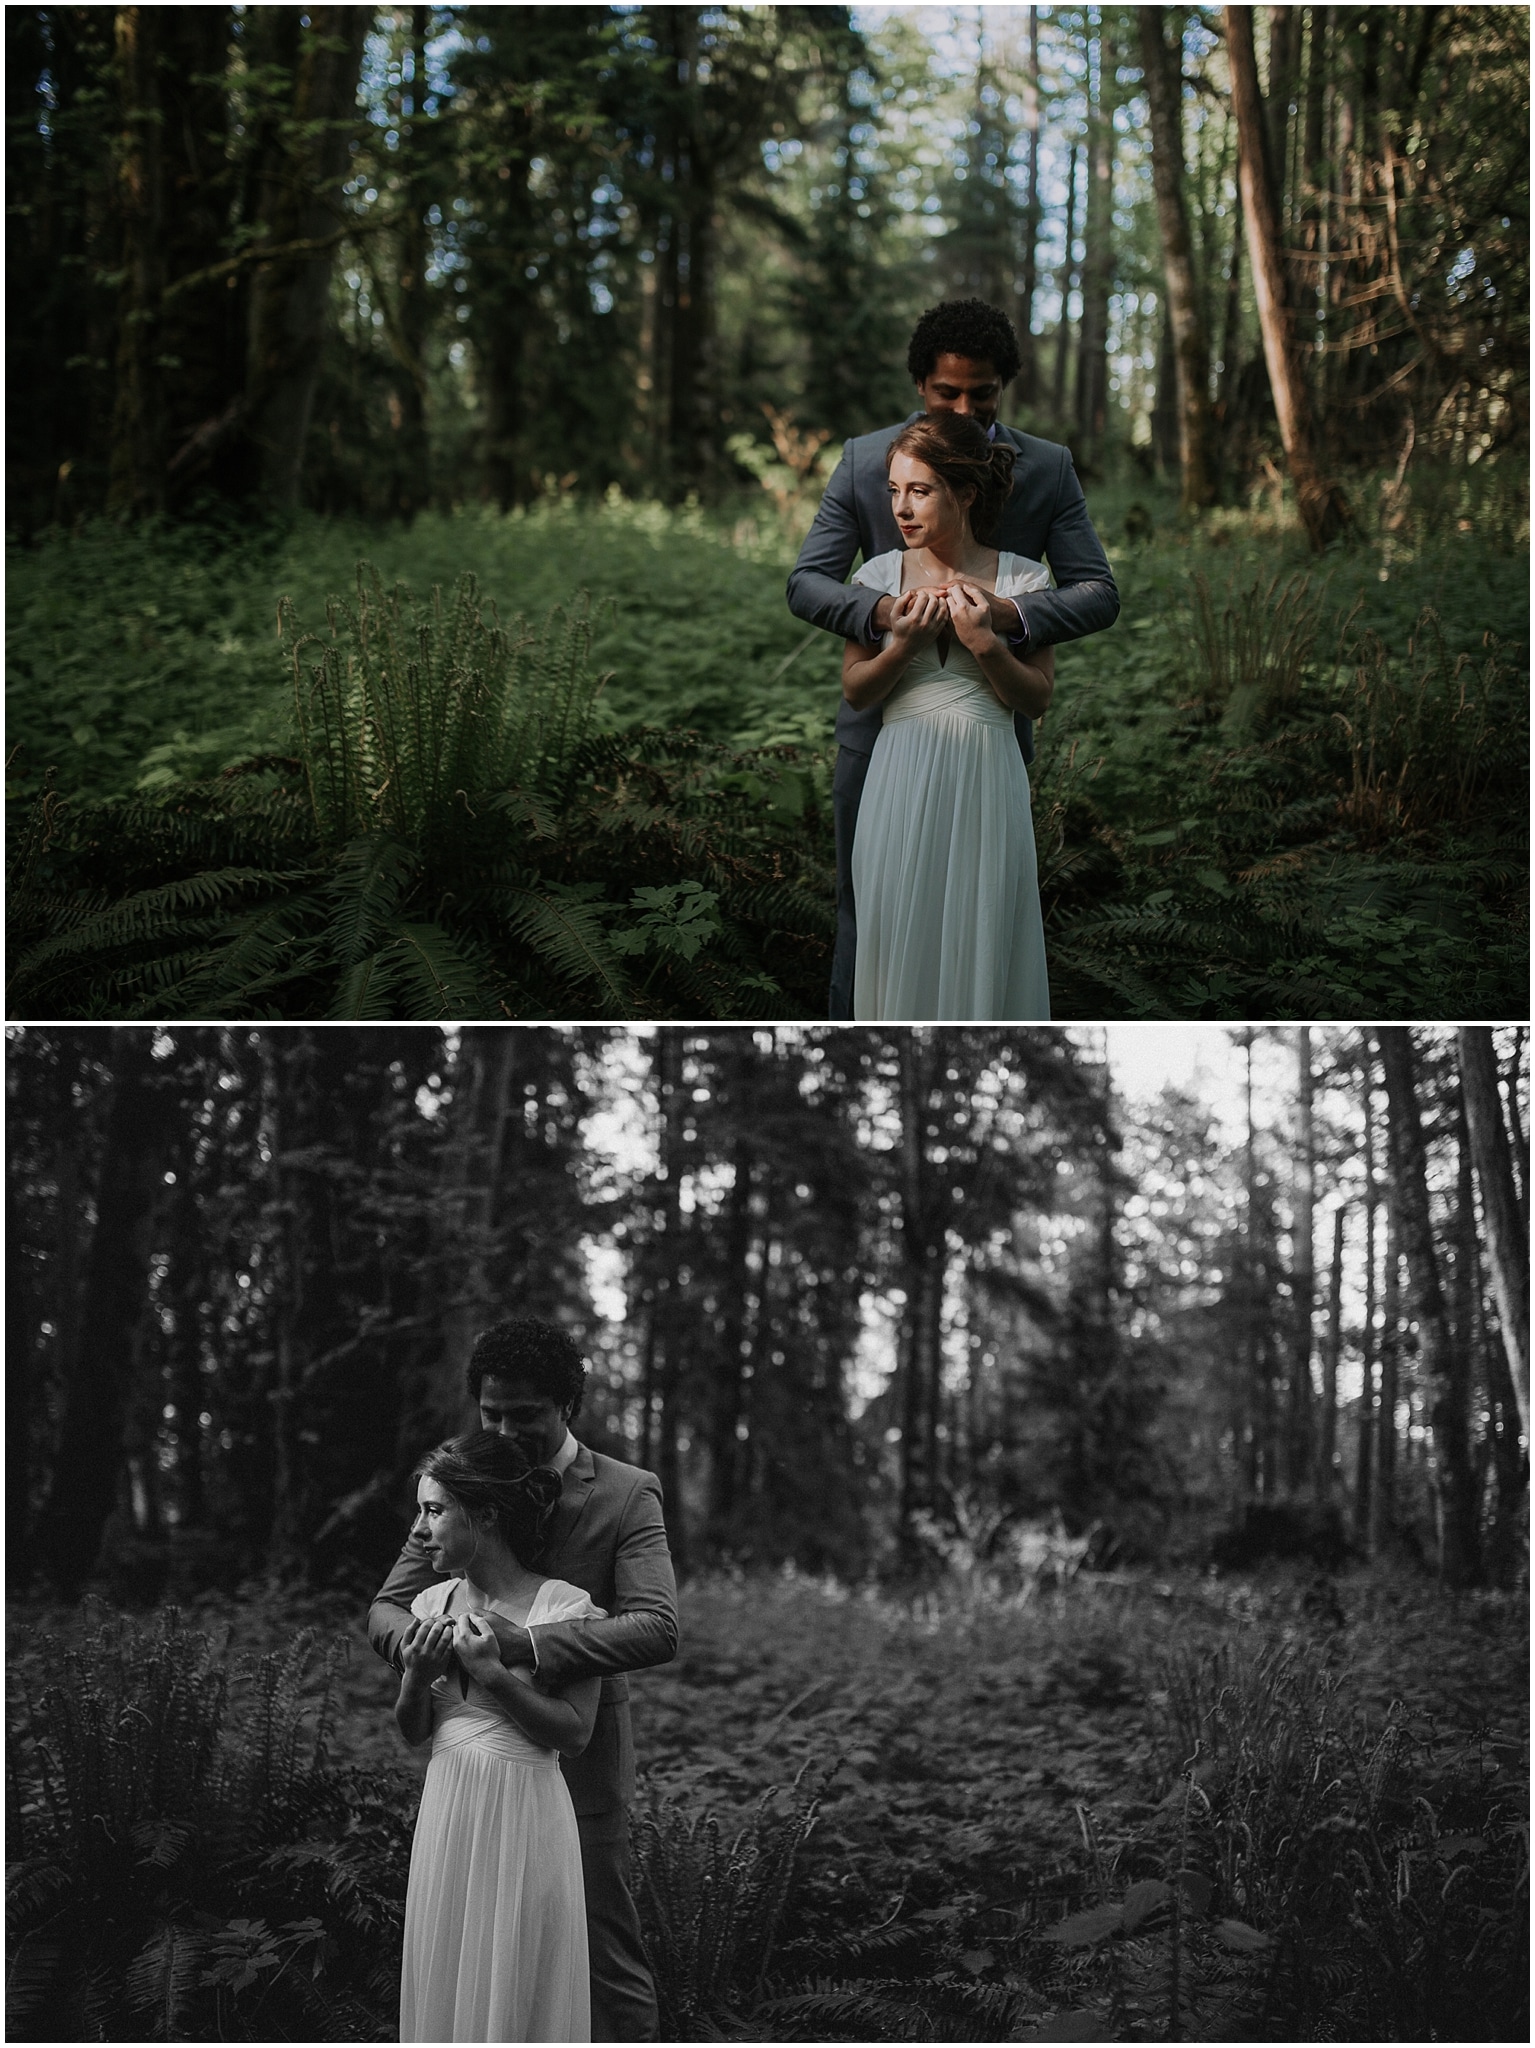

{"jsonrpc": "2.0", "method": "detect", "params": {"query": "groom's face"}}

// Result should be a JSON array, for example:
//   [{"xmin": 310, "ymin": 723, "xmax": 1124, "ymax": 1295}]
[
  {"xmin": 916, "ymin": 352, "xmax": 1003, "ymax": 430},
  {"xmin": 478, "ymin": 1373, "xmax": 568, "ymax": 1467}
]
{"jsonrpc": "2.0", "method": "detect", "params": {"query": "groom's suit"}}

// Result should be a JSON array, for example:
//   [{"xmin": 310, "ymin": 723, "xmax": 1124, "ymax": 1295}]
[
  {"xmin": 369, "ymin": 1442, "xmax": 678, "ymax": 2042},
  {"xmin": 786, "ymin": 415, "xmax": 1118, "ymax": 1016}
]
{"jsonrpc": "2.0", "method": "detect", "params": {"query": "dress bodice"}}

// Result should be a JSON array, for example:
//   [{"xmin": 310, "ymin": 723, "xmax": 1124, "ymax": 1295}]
[
  {"xmin": 852, "ymin": 550, "xmax": 1051, "ymax": 727},
  {"xmin": 410, "ymin": 1576, "xmax": 603, "ymax": 1765}
]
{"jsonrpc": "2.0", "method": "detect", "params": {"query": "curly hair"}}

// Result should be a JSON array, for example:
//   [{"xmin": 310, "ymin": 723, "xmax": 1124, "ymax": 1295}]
[
  {"xmin": 906, "ymin": 298, "xmax": 1021, "ymax": 387},
  {"xmin": 466, "ymin": 1316, "xmax": 587, "ymax": 1415},
  {"xmin": 887, "ymin": 411, "xmax": 1017, "ymax": 544},
  {"xmin": 413, "ymin": 1429, "xmax": 563, "ymax": 1566}
]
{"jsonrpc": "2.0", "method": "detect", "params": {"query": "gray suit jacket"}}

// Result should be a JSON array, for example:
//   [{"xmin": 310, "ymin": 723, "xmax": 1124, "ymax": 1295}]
[
  {"xmin": 367, "ymin": 1443, "xmax": 679, "ymax": 1816},
  {"xmin": 786, "ymin": 415, "xmax": 1119, "ymax": 761}
]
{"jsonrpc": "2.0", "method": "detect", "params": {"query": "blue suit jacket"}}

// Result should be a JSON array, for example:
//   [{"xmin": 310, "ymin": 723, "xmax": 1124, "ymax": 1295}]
[{"xmin": 786, "ymin": 415, "xmax": 1119, "ymax": 761}]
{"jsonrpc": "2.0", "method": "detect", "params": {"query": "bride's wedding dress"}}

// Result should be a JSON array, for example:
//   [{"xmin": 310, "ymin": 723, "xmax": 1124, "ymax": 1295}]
[
  {"xmin": 850, "ymin": 549, "xmax": 1052, "ymax": 1021},
  {"xmin": 399, "ymin": 1576, "xmax": 600, "ymax": 2043}
]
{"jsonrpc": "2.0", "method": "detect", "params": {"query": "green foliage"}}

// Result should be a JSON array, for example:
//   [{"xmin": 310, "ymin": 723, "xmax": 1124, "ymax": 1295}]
[
  {"xmin": 6, "ymin": 1605, "xmax": 412, "ymax": 2041},
  {"xmin": 6, "ymin": 465, "xmax": 1526, "ymax": 1018},
  {"xmin": 633, "ymin": 1788, "xmax": 820, "ymax": 2037},
  {"xmin": 7, "ymin": 561, "xmax": 834, "ymax": 1020},
  {"xmin": 630, "ymin": 1568, "xmax": 1528, "ymax": 2042}
]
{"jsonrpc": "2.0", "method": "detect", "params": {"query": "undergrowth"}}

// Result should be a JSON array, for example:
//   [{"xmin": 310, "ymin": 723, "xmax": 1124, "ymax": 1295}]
[
  {"xmin": 6, "ymin": 469, "xmax": 1527, "ymax": 1019},
  {"xmin": 6, "ymin": 567, "xmax": 832, "ymax": 1020},
  {"xmin": 6, "ymin": 1568, "xmax": 1526, "ymax": 2041},
  {"xmin": 5, "ymin": 1604, "xmax": 410, "ymax": 2042}
]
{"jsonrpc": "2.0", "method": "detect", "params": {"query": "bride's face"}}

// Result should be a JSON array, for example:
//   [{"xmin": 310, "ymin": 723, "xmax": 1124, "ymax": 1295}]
[
  {"xmin": 889, "ymin": 450, "xmax": 974, "ymax": 551},
  {"xmin": 413, "ymin": 1476, "xmax": 488, "ymax": 1573}
]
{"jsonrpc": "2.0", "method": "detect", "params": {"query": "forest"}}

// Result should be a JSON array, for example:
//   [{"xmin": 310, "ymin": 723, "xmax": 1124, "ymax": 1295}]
[
  {"xmin": 6, "ymin": 5, "xmax": 1529, "ymax": 1019},
  {"xmin": 6, "ymin": 1023, "xmax": 1530, "ymax": 2040}
]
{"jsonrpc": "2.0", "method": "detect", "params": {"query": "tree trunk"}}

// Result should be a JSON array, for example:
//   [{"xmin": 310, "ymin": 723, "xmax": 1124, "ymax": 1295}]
[
  {"xmin": 1075, "ymin": 19, "xmax": 1115, "ymax": 469},
  {"xmin": 1288, "ymin": 1025, "xmax": 1315, "ymax": 1490},
  {"xmin": 897, "ymin": 1035, "xmax": 942, "ymax": 1543},
  {"xmin": 1319, "ymin": 1204, "xmax": 1344, "ymax": 1492},
  {"xmin": 107, "ymin": 7, "xmax": 167, "ymax": 516},
  {"xmin": 434, "ymin": 1029, "xmax": 520, "ymax": 1431},
  {"xmin": 1353, "ymin": 1041, "xmax": 1377, "ymax": 1543},
  {"xmin": 1139, "ymin": 8, "xmax": 1216, "ymax": 509},
  {"xmin": 1224, "ymin": 4, "xmax": 1351, "ymax": 547},
  {"xmin": 244, "ymin": 7, "xmax": 368, "ymax": 508},
  {"xmin": 35, "ymin": 1036, "xmax": 171, "ymax": 1597},
  {"xmin": 1371, "ymin": 1180, "xmax": 1400, "ymax": 1554},
  {"xmin": 650, "ymin": 1032, "xmax": 688, "ymax": 1570},
  {"xmin": 1053, "ymin": 140, "xmax": 1081, "ymax": 418},
  {"xmin": 1457, "ymin": 1027, "xmax": 1529, "ymax": 1435},
  {"xmin": 390, "ymin": 7, "xmax": 434, "ymax": 515},
  {"xmin": 1500, "ymin": 1028, "xmax": 1528, "ymax": 1229},
  {"xmin": 1379, "ymin": 1028, "xmax": 1481, "ymax": 1586},
  {"xmin": 1265, "ymin": 4, "xmax": 1299, "ymax": 212},
  {"xmin": 1014, "ymin": 6, "xmax": 1042, "ymax": 405}
]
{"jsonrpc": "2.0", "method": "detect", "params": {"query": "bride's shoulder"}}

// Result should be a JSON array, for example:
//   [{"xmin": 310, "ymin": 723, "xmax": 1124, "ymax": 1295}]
[
  {"xmin": 410, "ymin": 1577, "xmax": 460, "ymax": 1619},
  {"xmin": 530, "ymin": 1577, "xmax": 608, "ymax": 1624},
  {"xmin": 851, "ymin": 550, "xmax": 901, "ymax": 589},
  {"xmin": 998, "ymin": 549, "xmax": 1050, "ymax": 593}
]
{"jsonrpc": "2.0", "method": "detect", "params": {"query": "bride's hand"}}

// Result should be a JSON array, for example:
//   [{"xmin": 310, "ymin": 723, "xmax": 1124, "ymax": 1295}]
[
  {"xmin": 887, "ymin": 587, "xmax": 947, "ymax": 652},
  {"xmin": 400, "ymin": 1616, "xmax": 455, "ymax": 1681},
  {"xmin": 452, "ymin": 1611, "xmax": 504, "ymax": 1681},
  {"xmin": 946, "ymin": 580, "xmax": 998, "ymax": 653}
]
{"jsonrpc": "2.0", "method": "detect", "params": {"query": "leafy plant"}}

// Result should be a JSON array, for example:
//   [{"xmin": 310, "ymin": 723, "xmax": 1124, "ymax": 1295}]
[
  {"xmin": 6, "ymin": 1605, "xmax": 412, "ymax": 2041},
  {"xmin": 631, "ymin": 1786, "xmax": 820, "ymax": 2037},
  {"xmin": 6, "ymin": 566, "xmax": 834, "ymax": 1019}
]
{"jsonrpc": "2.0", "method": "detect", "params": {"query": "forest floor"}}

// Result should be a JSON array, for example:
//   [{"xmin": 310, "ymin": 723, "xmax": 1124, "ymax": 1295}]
[
  {"xmin": 6, "ymin": 463, "xmax": 1528, "ymax": 1018},
  {"xmin": 9, "ymin": 1559, "xmax": 1526, "ymax": 2038}
]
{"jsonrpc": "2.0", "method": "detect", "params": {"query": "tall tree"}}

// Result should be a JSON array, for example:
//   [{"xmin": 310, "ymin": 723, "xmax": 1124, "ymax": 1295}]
[
  {"xmin": 1287, "ymin": 1026, "xmax": 1316, "ymax": 1490},
  {"xmin": 1224, "ymin": 4, "xmax": 1351, "ymax": 547},
  {"xmin": 1074, "ymin": 11, "xmax": 1117, "ymax": 469},
  {"xmin": 33, "ymin": 1034, "xmax": 173, "ymax": 1596},
  {"xmin": 1139, "ymin": 7, "xmax": 1216, "ymax": 508},
  {"xmin": 1457, "ymin": 1027, "xmax": 1529, "ymax": 1436},
  {"xmin": 1378, "ymin": 1028, "xmax": 1481, "ymax": 1586},
  {"xmin": 1013, "ymin": 6, "xmax": 1044, "ymax": 407}
]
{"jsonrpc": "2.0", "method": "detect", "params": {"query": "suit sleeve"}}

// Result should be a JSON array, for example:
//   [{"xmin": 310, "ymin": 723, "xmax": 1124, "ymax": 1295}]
[
  {"xmin": 785, "ymin": 440, "xmax": 886, "ymax": 646},
  {"xmin": 528, "ymin": 1471, "xmax": 680, "ymax": 1692},
  {"xmin": 366, "ymin": 1530, "xmax": 441, "ymax": 1672},
  {"xmin": 1017, "ymin": 447, "xmax": 1120, "ymax": 650}
]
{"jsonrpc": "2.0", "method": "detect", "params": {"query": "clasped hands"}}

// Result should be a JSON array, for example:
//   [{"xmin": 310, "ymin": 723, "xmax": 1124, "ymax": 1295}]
[
  {"xmin": 877, "ymin": 580, "xmax": 1014, "ymax": 657},
  {"xmin": 400, "ymin": 1610, "xmax": 534, "ymax": 1688}
]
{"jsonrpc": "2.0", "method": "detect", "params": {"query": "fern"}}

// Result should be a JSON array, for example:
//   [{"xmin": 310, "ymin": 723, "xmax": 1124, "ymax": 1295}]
[
  {"xmin": 632, "ymin": 1789, "xmax": 819, "ymax": 2035},
  {"xmin": 7, "ymin": 1609, "xmax": 412, "ymax": 2041},
  {"xmin": 125, "ymin": 1923, "xmax": 211, "ymax": 2041}
]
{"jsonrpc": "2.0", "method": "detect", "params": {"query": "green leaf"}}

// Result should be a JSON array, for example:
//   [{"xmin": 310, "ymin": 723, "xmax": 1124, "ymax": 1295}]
[
  {"xmin": 1214, "ymin": 1917, "xmax": 1273, "ymax": 1953},
  {"xmin": 1120, "ymin": 1878, "xmax": 1169, "ymax": 1933},
  {"xmin": 1043, "ymin": 1902, "xmax": 1124, "ymax": 1946}
]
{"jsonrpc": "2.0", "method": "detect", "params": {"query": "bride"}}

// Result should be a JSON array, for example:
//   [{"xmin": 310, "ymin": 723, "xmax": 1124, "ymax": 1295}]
[
  {"xmin": 394, "ymin": 1430, "xmax": 601, "ymax": 2043},
  {"xmin": 842, "ymin": 411, "xmax": 1055, "ymax": 1021}
]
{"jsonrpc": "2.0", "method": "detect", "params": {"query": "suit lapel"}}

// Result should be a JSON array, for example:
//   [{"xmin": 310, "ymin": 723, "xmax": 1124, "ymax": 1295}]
[{"xmin": 543, "ymin": 1441, "xmax": 597, "ymax": 1566}]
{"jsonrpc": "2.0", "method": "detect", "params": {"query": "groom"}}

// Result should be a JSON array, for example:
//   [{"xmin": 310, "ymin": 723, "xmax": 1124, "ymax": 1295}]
[
  {"xmin": 786, "ymin": 296, "xmax": 1120, "ymax": 1017},
  {"xmin": 369, "ymin": 1316, "xmax": 678, "ymax": 2042}
]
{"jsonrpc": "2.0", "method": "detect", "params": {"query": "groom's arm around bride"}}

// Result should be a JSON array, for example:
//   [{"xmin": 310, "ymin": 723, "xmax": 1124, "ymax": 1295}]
[{"xmin": 368, "ymin": 1318, "xmax": 679, "ymax": 2043}]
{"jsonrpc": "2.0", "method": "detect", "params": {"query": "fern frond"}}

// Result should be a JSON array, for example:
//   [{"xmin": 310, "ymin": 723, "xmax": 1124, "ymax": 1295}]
[
  {"xmin": 327, "ymin": 833, "xmax": 421, "ymax": 965},
  {"xmin": 124, "ymin": 1923, "xmax": 209, "ymax": 2039},
  {"xmin": 501, "ymin": 886, "xmax": 635, "ymax": 1016},
  {"xmin": 388, "ymin": 922, "xmax": 500, "ymax": 1019}
]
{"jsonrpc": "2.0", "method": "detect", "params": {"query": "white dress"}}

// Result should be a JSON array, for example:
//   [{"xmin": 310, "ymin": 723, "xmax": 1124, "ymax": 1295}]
[
  {"xmin": 850, "ymin": 549, "xmax": 1052, "ymax": 1021},
  {"xmin": 399, "ymin": 1576, "xmax": 602, "ymax": 2044}
]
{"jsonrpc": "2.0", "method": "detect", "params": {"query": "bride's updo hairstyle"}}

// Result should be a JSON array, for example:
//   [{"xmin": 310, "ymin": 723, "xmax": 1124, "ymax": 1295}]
[
  {"xmin": 414, "ymin": 1429, "xmax": 562, "ymax": 1565},
  {"xmin": 887, "ymin": 411, "xmax": 1016, "ymax": 543}
]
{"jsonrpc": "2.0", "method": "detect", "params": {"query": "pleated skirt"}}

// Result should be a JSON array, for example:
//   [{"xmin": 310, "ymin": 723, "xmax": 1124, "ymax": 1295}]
[
  {"xmin": 400, "ymin": 1729, "xmax": 590, "ymax": 2043},
  {"xmin": 852, "ymin": 705, "xmax": 1050, "ymax": 1022}
]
